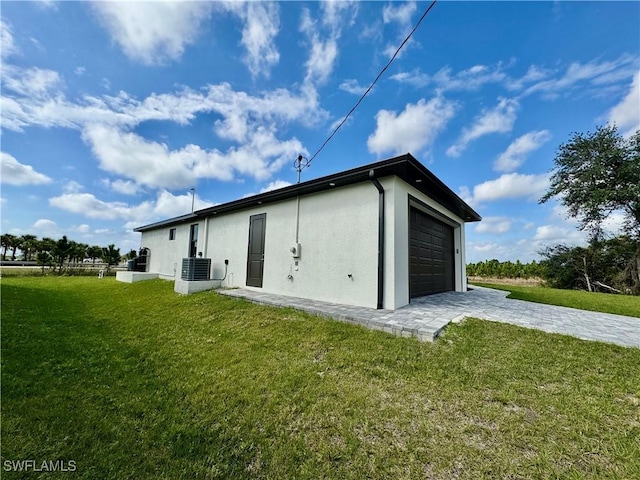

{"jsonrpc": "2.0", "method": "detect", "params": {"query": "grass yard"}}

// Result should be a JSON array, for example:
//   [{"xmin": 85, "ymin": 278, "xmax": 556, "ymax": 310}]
[
  {"xmin": 2, "ymin": 277, "xmax": 639, "ymax": 479},
  {"xmin": 471, "ymin": 282, "xmax": 640, "ymax": 318}
]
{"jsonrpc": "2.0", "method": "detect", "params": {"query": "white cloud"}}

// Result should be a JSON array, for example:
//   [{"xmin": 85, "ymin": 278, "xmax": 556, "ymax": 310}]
[
  {"xmin": 475, "ymin": 217, "xmax": 512, "ymax": 234},
  {"xmin": 75, "ymin": 224, "xmax": 91, "ymax": 234},
  {"xmin": 608, "ymin": 71, "xmax": 640, "ymax": 136},
  {"xmin": 533, "ymin": 224, "xmax": 586, "ymax": 244},
  {"xmin": 447, "ymin": 98, "xmax": 519, "ymax": 157},
  {"xmin": 49, "ymin": 189, "xmax": 211, "ymax": 226},
  {"xmin": 522, "ymin": 54, "xmax": 639, "ymax": 98},
  {"xmin": 31, "ymin": 218, "xmax": 60, "ymax": 238},
  {"xmin": 1, "ymin": 20, "xmax": 17, "ymax": 60},
  {"xmin": 300, "ymin": 2, "xmax": 357, "ymax": 86},
  {"xmin": 463, "ymin": 172, "xmax": 550, "ymax": 205},
  {"xmin": 367, "ymin": 96, "xmax": 456, "ymax": 156},
  {"xmin": 223, "ymin": 2, "xmax": 280, "ymax": 78},
  {"xmin": 63, "ymin": 180, "xmax": 84, "ymax": 193},
  {"xmin": 391, "ymin": 64, "xmax": 507, "ymax": 91},
  {"xmin": 505, "ymin": 65, "xmax": 550, "ymax": 91},
  {"xmin": 82, "ymin": 124, "xmax": 304, "ymax": 190},
  {"xmin": 1, "ymin": 152, "xmax": 52, "ymax": 185},
  {"xmin": 102, "ymin": 178, "xmax": 141, "ymax": 196},
  {"xmin": 339, "ymin": 79, "xmax": 367, "ymax": 95},
  {"xmin": 260, "ymin": 179, "xmax": 292, "ymax": 193},
  {"xmin": 493, "ymin": 130, "xmax": 551, "ymax": 172},
  {"xmin": 382, "ymin": 1, "xmax": 417, "ymax": 25},
  {"xmin": 2, "ymin": 66, "xmax": 63, "ymax": 98},
  {"xmin": 1, "ymin": 61, "xmax": 321, "ymax": 186},
  {"xmin": 90, "ymin": 2, "xmax": 213, "ymax": 65}
]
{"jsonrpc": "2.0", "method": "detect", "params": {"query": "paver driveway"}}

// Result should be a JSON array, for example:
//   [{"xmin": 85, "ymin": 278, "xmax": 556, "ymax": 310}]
[{"xmin": 219, "ymin": 286, "xmax": 639, "ymax": 348}]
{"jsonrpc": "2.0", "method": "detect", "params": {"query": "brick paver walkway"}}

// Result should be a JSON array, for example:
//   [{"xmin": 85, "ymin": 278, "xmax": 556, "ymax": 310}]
[{"xmin": 218, "ymin": 286, "xmax": 639, "ymax": 348}]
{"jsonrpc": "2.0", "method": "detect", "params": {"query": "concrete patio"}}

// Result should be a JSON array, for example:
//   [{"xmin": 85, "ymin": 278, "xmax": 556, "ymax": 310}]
[{"xmin": 219, "ymin": 286, "xmax": 639, "ymax": 348}]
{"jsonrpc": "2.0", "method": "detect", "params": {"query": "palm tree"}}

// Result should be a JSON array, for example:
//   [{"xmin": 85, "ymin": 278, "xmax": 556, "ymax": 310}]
[
  {"xmin": 87, "ymin": 245, "xmax": 103, "ymax": 266},
  {"xmin": 102, "ymin": 244, "xmax": 121, "ymax": 272},
  {"xmin": 68, "ymin": 242, "xmax": 88, "ymax": 266},
  {"xmin": 0, "ymin": 234, "xmax": 13, "ymax": 261},
  {"xmin": 8, "ymin": 234, "xmax": 22, "ymax": 261},
  {"xmin": 20, "ymin": 234, "xmax": 38, "ymax": 261},
  {"xmin": 52, "ymin": 236, "xmax": 72, "ymax": 274}
]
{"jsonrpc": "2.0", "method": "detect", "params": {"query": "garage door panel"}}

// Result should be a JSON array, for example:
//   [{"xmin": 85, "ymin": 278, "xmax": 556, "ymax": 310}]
[{"xmin": 409, "ymin": 207, "xmax": 455, "ymax": 298}]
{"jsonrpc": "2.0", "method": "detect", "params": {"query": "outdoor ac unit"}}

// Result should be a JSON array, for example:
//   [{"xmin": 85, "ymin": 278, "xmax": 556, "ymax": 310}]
[{"xmin": 181, "ymin": 258, "xmax": 211, "ymax": 281}]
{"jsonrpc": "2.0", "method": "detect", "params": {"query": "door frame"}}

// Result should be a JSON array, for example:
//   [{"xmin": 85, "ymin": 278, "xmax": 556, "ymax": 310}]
[{"xmin": 246, "ymin": 213, "xmax": 266, "ymax": 287}]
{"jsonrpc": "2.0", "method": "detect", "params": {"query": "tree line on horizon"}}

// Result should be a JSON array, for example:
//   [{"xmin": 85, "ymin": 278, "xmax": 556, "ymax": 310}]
[{"xmin": 0, "ymin": 233, "xmax": 135, "ymax": 274}]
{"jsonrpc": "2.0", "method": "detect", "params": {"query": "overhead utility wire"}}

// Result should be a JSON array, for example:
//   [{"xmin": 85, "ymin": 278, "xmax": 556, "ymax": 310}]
[{"xmin": 303, "ymin": 0, "xmax": 439, "ymax": 168}]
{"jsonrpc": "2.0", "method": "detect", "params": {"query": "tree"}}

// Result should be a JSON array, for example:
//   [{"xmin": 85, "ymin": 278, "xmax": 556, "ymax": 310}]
[
  {"xmin": 52, "ymin": 236, "xmax": 73, "ymax": 274},
  {"xmin": 125, "ymin": 249, "xmax": 137, "ymax": 261},
  {"xmin": 36, "ymin": 251, "xmax": 54, "ymax": 273},
  {"xmin": 102, "ymin": 244, "xmax": 121, "ymax": 271},
  {"xmin": 87, "ymin": 245, "xmax": 103, "ymax": 265},
  {"xmin": 0, "ymin": 234, "xmax": 13, "ymax": 261},
  {"xmin": 540, "ymin": 125, "xmax": 640, "ymax": 239},
  {"xmin": 20, "ymin": 234, "xmax": 38, "ymax": 261},
  {"xmin": 540, "ymin": 125, "xmax": 640, "ymax": 292},
  {"xmin": 2, "ymin": 234, "xmax": 22, "ymax": 261}
]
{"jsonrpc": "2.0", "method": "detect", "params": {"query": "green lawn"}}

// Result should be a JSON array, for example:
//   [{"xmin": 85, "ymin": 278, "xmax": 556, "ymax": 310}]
[
  {"xmin": 471, "ymin": 282, "xmax": 640, "ymax": 318},
  {"xmin": 2, "ymin": 277, "xmax": 639, "ymax": 479}
]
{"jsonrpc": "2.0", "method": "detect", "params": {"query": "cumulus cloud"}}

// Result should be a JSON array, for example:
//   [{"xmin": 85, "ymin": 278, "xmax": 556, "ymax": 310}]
[
  {"xmin": 49, "ymin": 189, "xmax": 211, "ymax": 225},
  {"xmin": 608, "ymin": 71, "xmax": 640, "ymax": 136},
  {"xmin": 367, "ymin": 96, "xmax": 456, "ymax": 156},
  {"xmin": 447, "ymin": 98, "xmax": 519, "ymax": 157},
  {"xmin": 1, "ymin": 152, "xmax": 52, "ymax": 185},
  {"xmin": 462, "ymin": 172, "xmax": 550, "ymax": 206},
  {"xmin": 533, "ymin": 224, "xmax": 586, "ymax": 244},
  {"xmin": 1, "ymin": 62, "xmax": 322, "ymax": 187},
  {"xmin": 493, "ymin": 130, "xmax": 551, "ymax": 172},
  {"xmin": 260, "ymin": 179, "xmax": 292, "ymax": 193},
  {"xmin": 102, "ymin": 179, "xmax": 141, "ymax": 196},
  {"xmin": 82, "ymin": 124, "xmax": 304, "ymax": 189},
  {"xmin": 382, "ymin": 1, "xmax": 417, "ymax": 25},
  {"xmin": 90, "ymin": 1, "xmax": 213, "ymax": 65},
  {"xmin": 475, "ymin": 217, "xmax": 512, "ymax": 234},
  {"xmin": 339, "ymin": 79, "xmax": 367, "ymax": 95}
]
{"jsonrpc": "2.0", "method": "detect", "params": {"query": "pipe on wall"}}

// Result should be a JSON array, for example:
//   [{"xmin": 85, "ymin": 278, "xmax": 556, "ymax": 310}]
[{"xmin": 369, "ymin": 170, "xmax": 384, "ymax": 310}]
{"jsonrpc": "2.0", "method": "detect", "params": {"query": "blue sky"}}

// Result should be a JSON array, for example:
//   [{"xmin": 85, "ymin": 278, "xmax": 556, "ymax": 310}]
[{"xmin": 1, "ymin": 1, "xmax": 638, "ymax": 262}]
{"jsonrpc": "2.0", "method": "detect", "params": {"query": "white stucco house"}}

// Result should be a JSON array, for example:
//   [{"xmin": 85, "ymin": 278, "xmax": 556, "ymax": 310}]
[{"xmin": 125, "ymin": 154, "xmax": 481, "ymax": 310}]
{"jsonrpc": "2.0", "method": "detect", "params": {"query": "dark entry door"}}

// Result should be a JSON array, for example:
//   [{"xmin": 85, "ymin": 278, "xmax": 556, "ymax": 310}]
[
  {"xmin": 246, "ymin": 213, "xmax": 266, "ymax": 287},
  {"xmin": 409, "ymin": 208, "xmax": 455, "ymax": 298}
]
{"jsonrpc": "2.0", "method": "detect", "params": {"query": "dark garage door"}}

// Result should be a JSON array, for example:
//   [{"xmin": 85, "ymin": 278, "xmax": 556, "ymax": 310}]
[{"xmin": 409, "ymin": 207, "xmax": 455, "ymax": 298}]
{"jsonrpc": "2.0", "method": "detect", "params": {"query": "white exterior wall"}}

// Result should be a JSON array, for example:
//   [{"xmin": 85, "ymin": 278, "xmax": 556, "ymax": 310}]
[
  {"xmin": 142, "ymin": 223, "xmax": 194, "ymax": 280},
  {"xmin": 141, "ymin": 182, "xmax": 380, "ymax": 308},
  {"xmin": 139, "ymin": 175, "xmax": 469, "ymax": 310},
  {"xmin": 383, "ymin": 176, "xmax": 468, "ymax": 309}
]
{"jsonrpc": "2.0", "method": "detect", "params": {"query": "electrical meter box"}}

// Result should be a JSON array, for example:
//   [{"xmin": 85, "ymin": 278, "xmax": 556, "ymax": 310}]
[{"xmin": 290, "ymin": 243, "xmax": 301, "ymax": 258}]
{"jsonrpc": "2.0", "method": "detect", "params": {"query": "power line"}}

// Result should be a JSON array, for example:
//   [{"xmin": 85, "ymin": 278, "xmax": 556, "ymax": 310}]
[{"xmin": 302, "ymin": 0, "xmax": 439, "ymax": 170}]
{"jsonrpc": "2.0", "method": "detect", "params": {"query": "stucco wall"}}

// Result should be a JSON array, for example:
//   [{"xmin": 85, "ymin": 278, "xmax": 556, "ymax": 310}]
[
  {"xmin": 140, "ymin": 175, "xmax": 468, "ymax": 310},
  {"xmin": 384, "ymin": 176, "xmax": 468, "ymax": 309},
  {"xmin": 142, "ymin": 182, "xmax": 380, "ymax": 308},
  {"xmin": 141, "ymin": 223, "xmax": 193, "ymax": 280}
]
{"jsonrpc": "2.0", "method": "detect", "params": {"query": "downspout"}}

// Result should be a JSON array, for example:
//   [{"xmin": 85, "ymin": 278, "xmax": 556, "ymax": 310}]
[{"xmin": 369, "ymin": 170, "xmax": 384, "ymax": 310}]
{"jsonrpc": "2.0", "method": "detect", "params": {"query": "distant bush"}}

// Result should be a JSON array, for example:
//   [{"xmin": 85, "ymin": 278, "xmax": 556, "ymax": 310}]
[{"xmin": 467, "ymin": 259, "xmax": 544, "ymax": 279}]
